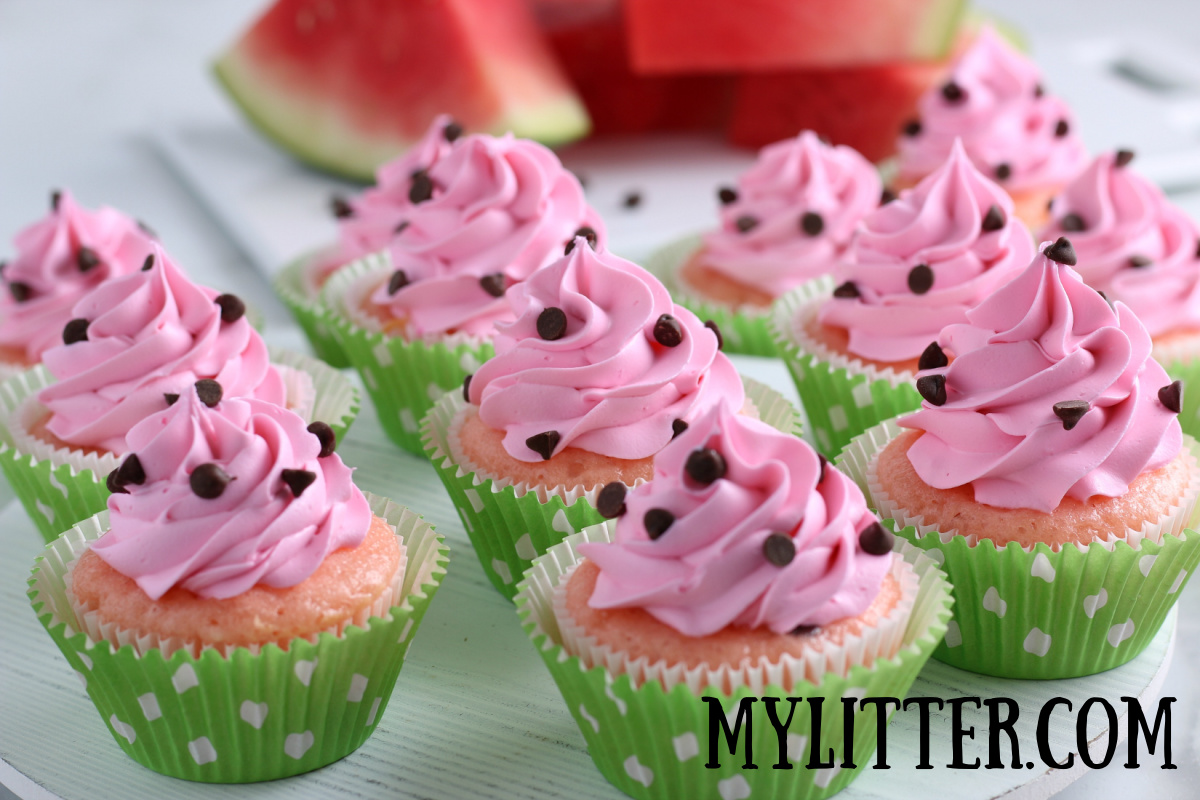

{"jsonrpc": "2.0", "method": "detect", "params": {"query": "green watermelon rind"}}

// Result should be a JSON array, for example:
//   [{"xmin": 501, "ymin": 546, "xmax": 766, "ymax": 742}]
[{"xmin": 913, "ymin": 0, "xmax": 970, "ymax": 60}]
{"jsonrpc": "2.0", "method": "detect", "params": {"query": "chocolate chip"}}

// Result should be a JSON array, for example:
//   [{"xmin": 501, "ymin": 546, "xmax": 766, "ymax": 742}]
[
  {"xmin": 718, "ymin": 186, "xmax": 738, "ymax": 205},
  {"xmin": 76, "ymin": 247, "xmax": 100, "ymax": 273},
  {"xmin": 1115, "ymin": 149, "xmax": 1135, "ymax": 168},
  {"xmin": 1060, "ymin": 213, "xmax": 1087, "ymax": 232},
  {"xmin": 671, "ymin": 419, "xmax": 688, "ymax": 439},
  {"xmin": 907, "ymin": 264, "xmax": 935, "ymax": 294},
  {"xmin": 307, "ymin": 421, "xmax": 336, "ymax": 457},
  {"xmin": 164, "ymin": 393, "xmax": 179, "ymax": 406},
  {"xmin": 800, "ymin": 211, "xmax": 824, "ymax": 237},
  {"xmin": 526, "ymin": 430, "xmax": 561, "ymax": 461},
  {"xmin": 1160, "ymin": 381, "xmax": 1183, "ymax": 414},
  {"xmin": 916, "ymin": 374, "xmax": 947, "ymax": 406},
  {"xmin": 817, "ymin": 453, "xmax": 828, "ymax": 484},
  {"xmin": 1129, "ymin": 255, "xmax": 1152, "ymax": 268},
  {"xmin": 215, "ymin": 294, "xmax": 245, "ymax": 323},
  {"xmin": 643, "ymin": 508, "xmax": 674, "ymax": 540},
  {"xmin": 443, "ymin": 120, "xmax": 464, "ymax": 142},
  {"xmin": 994, "ymin": 163, "xmax": 1012, "ymax": 181},
  {"xmin": 1035, "ymin": 83, "xmax": 1045, "ymax": 98},
  {"xmin": 918, "ymin": 341, "xmax": 948, "ymax": 371},
  {"xmin": 735, "ymin": 215, "xmax": 758, "ymax": 233},
  {"xmin": 704, "ymin": 320, "xmax": 723, "ymax": 350},
  {"xmin": 941, "ymin": 81, "xmax": 966, "ymax": 103},
  {"xmin": 189, "ymin": 463, "xmax": 231, "ymax": 499},
  {"xmin": 1195, "ymin": 240, "xmax": 1200, "ymax": 259},
  {"xmin": 113, "ymin": 454, "xmax": 145, "ymax": 488},
  {"xmin": 574, "ymin": 226, "xmax": 598, "ymax": 248},
  {"xmin": 685, "ymin": 448, "xmax": 727, "ymax": 485},
  {"xmin": 195, "ymin": 379, "xmax": 222, "ymax": 407},
  {"xmin": 1097, "ymin": 289, "xmax": 1112, "ymax": 306},
  {"xmin": 791, "ymin": 624, "xmax": 820, "ymax": 636},
  {"xmin": 387, "ymin": 269, "xmax": 410, "ymax": 295},
  {"xmin": 462, "ymin": 374, "xmax": 473, "ymax": 403},
  {"xmin": 981, "ymin": 204, "xmax": 1006, "ymax": 232},
  {"xmin": 1055, "ymin": 119, "xmax": 1070, "ymax": 137},
  {"xmin": 281, "ymin": 468, "xmax": 317, "ymax": 498},
  {"xmin": 62, "ymin": 318, "xmax": 88, "ymax": 345},
  {"xmin": 902, "ymin": 119, "xmax": 922, "ymax": 137},
  {"xmin": 537, "ymin": 307, "xmax": 568, "ymax": 340},
  {"xmin": 832, "ymin": 281, "xmax": 860, "ymax": 299},
  {"xmin": 596, "ymin": 482, "xmax": 627, "ymax": 518},
  {"xmin": 409, "ymin": 170, "xmax": 434, "ymax": 204},
  {"xmin": 330, "ymin": 194, "xmax": 354, "ymax": 219},
  {"xmin": 763, "ymin": 533, "xmax": 796, "ymax": 566},
  {"xmin": 141, "ymin": 254, "xmax": 155, "ymax": 271},
  {"xmin": 51, "ymin": 190, "xmax": 61, "ymax": 211},
  {"xmin": 880, "ymin": 188, "xmax": 897, "ymax": 205},
  {"xmin": 1053, "ymin": 400, "xmax": 1090, "ymax": 430},
  {"xmin": 622, "ymin": 191, "xmax": 642, "ymax": 209},
  {"xmin": 652, "ymin": 314, "xmax": 684, "ymax": 347},
  {"xmin": 105, "ymin": 469, "xmax": 127, "ymax": 494},
  {"xmin": 858, "ymin": 521, "xmax": 894, "ymax": 555},
  {"xmin": 8, "ymin": 282, "xmax": 32, "ymax": 303},
  {"xmin": 479, "ymin": 273, "xmax": 506, "ymax": 297},
  {"xmin": 394, "ymin": 220, "xmax": 410, "ymax": 235},
  {"xmin": 1043, "ymin": 237, "xmax": 1077, "ymax": 266}
]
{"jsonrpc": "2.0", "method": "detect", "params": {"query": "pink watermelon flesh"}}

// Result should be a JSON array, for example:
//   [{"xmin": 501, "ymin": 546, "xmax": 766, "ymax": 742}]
[
  {"xmin": 214, "ymin": 0, "xmax": 589, "ymax": 181},
  {"xmin": 625, "ymin": 0, "xmax": 967, "ymax": 73}
]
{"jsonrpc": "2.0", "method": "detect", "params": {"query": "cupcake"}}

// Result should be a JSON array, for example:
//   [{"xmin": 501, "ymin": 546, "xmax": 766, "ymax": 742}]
[
  {"xmin": 838, "ymin": 237, "xmax": 1200, "ymax": 678},
  {"xmin": 894, "ymin": 26, "xmax": 1088, "ymax": 228},
  {"xmin": 516, "ymin": 402, "xmax": 952, "ymax": 800},
  {"xmin": 28, "ymin": 384, "xmax": 447, "ymax": 782},
  {"xmin": 323, "ymin": 127, "xmax": 603, "ymax": 457},
  {"xmin": 424, "ymin": 239, "xmax": 795, "ymax": 600},
  {"xmin": 774, "ymin": 139, "xmax": 1034, "ymax": 457},
  {"xmin": 646, "ymin": 131, "xmax": 881, "ymax": 356},
  {"xmin": 0, "ymin": 189, "xmax": 154, "ymax": 375},
  {"xmin": 274, "ymin": 115, "xmax": 458, "ymax": 367},
  {"xmin": 0, "ymin": 243, "xmax": 359, "ymax": 542}
]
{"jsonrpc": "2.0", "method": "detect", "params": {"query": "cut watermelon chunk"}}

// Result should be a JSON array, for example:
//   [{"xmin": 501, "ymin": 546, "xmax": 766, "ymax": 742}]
[
  {"xmin": 625, "ymin": 0, "xmax": 967, "ymax": 73},
  {"xmin": 214, "ymin": 0, "xmax": 590, "ymax": 181}
]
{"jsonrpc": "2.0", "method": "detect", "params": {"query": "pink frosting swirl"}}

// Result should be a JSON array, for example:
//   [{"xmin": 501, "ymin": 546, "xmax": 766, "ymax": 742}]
[
  {"xmin": 1041, "ymin": 150, "xmax": 1200, "ymax": 337},
  {"xmin": 38, "ymin": 243, "xmax": 285, "ymax": 452},
  {"xmin": 369, "ymin": 132, "xmax": 603, "ymax": 338},
  {"xmin": 700, "ymin": 131, "xmax": 882, "ymax": 297},
  {"xmin": 901, "ymin": 242, "xmax": 1182, "ymax": 512},
  {"xmin": 819, "ymin": 140, "xmax": 1035, "ymax": 363},
  {"xmin": 579, "ymin": 402, "xmax": 892, "ymax": 637},
  {"xmin": 897, "ymin": 27, "xmax": 1088, "ymax": 193},
  {"xmin": 0, "ymin": 190, "xmax": 154, "ymax": 362},
  {"xmin": 92, "ymin": 389, "xmax": 370, "ymax": 600},
  {"xmin": 467, "ymin": 241, "xmax": 743, "ymax": 462}
]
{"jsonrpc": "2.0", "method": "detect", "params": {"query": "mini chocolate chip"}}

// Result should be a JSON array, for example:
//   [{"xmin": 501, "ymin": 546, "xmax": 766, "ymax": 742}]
[
  {"xmin": 479, "ymin": 273, "xmax": 506, "ymax": 297},
  {"xmin": 718, "ymin": 186, "xmax": 738, "ymax": 205},
  {"xmin": 281, "ymin": 468, "xmax": 317, "ymax": 498},
  {"xmin": 1053, "ymin": 399, "xmax": 1090, "ymax": 430},
  {"xmin": 1128, "ymin": 255, "xmax": 1152, "ymax": 268},
  {"xmin": 574, "ymin": 226, "xmax": 598, "ymax": 248},
  {"xmin": 164, "ymin": 393, "xmax": 179, "ymax": 406},
  {"xmin": 685, "ymin": 448, "xmax": 727, "ymax": 485},
  {"xmin": 704, "ymin": 319, "xmax": 723, "ymax": 350},
  {"xmin": 902, "ymin": 119, "xmax": 922, "ymax": 137},
  {"xmin": 307, "ymin": 421, "xmax": 336, "ymax": 457},
  {"xmin": 215, "ymin": 294, "xmax": 245, "ymax": 323},
  {"xmin": 800, "ymin": 211, "xmax": 824, "ymax": 237},
  {"xmin": 916, "ymin": 374, "xmax": 947, "ymax": 406},
  {"xmin": 51, "ymin": 190, "xmax": 62, "ymax": 211},
  {"xmin": 671, "ymin": 419, "xmax": 688, "ymax": 439},
  {"xmin": 858, "ymin": 522, "xmax": 894, "ymax": 555},
  {"xmin": 832, "ymin": 281, "xmax": 860, "ymax": 299},
  {"xmin": 409, "ymin": 170, "xmax": 434, "ymax": 204},
  {"xmin": 394, "ymin": 220, "xmax": 410, "ymax": 235},
  {"xmin": 526, "ymin": 430, "xmax": 561, "ymax": 461},
  {"xmin": 76, "ymin": 247, "xmax": 100, "ymax": 272},
  {"xmin": 735, "ymin": 215, "xmax": 758, "ymax": 233},
  {"xmin": 880, "ymin": 188, "xmax": 897, "ymax": 205},
  {"xmin": 1035, "ymin": 83, "xmax": 1045, "ymax": 98},
  {"xmin": 1160, "ymin": 380, "xmax": 1183, "ymax": 414},
  {"xmin": 8, "ymin": 282, "xmax": 32, "ymax": 303},
  {"xmin": 1060, "ymin": 213, "xmax": 1086, "ymax": 232},
  {"xmin": 791, "ymin": 624, "xmax": 820, "ymax": 636},
  {"xmin": 330, "ymin": 194, "xmax": 354, "ymax": 219},
  {"xmin": 195, "ymin": 379, "xmax": 223, "ymax": 407},
  {"xmin": 137, "ymin": 219, "xmax": 158, "ymax": 239},
  {"xmin": 994, "ymin": 163, "xmax": 1012, "ymax": 181},
  {"xmin": 190, "ymin": 463, "xmax": 231, "ymax": 499},
  {"xmin": 981, "ymin": 204, "xmax": 1006, "ymax": 232},
  {"xmin": 907, "ymin": 264, "xmax": 935, "ymax": 294},
  {"xmin": 388, "ymin": 269, "xmax": 410, "ymax": 295},
  {"xmin": 462, "ymin": 373, "xmax": 473, "ymax": 403},
  {"xmin": 763, "ymin": 533, "xmax": 796, "ymax": 566},
  {"xmin": 1097, "ymin": 289, "xmax": 1112, "ymax": 306},
  {"xmin": 1115, "ymin": 149, "xmax": 1135, "ymax": 167},
  {"xmin": 622, "ymin": 191, "xmax": 642, "ymax": 208},
  {"xmin": 1055, "ymin": 119, "xmax": 1070, "ymax": 137},
  {"xmin": 1043, "ymin": 237, "xmax": 1077, "ymax": 266},
  {"xmin": 918, "ymin": 341, "xmax": 949, "ymax": 371},
  {"xmin": 817, "ymin": 453, "xmax": 828, "ymax": 484},
  {"xmin": 106, "ymin": 469, "xmax": 127, "ymax": 494},
  {"xmin": 941, "ymin": 81, "xmax": 966, "ymax": 102},
  {"xmin": 117, "ymin": 453, "xmax": 146, "ymax": 486},
  {"xmin": 62, "ymin": 318, "xmax": 89, "ymax": 345},
  {"xmin": 443, "ymin": 120, "xmax": 464, "ymax": 142},
  {"xmin": 643, "ymin": 508, "xmax": 674, "ymax": 540},
  {"xmin": 141, "ymin": 254, "xmax": 155, "ymax": 271},
  {"xmin": 596, "ymin": 482, "xmax": 627, "ymax": 519},
  {"xmin": 653, "ymin": 314, "xmax": 684, "ymax": 347},
  {"xmin": 537, "ymin": 307, "xmax": 568, "ymax": 340},
  {"xmin": 1195, "ymin": 240, "xmax": 1200, "ymax": 259}
]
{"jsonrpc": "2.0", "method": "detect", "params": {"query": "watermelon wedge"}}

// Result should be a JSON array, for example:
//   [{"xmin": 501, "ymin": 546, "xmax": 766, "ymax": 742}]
[{"xmin": 214, "ymin": 0, "xmax": 590, "ymax": 181}]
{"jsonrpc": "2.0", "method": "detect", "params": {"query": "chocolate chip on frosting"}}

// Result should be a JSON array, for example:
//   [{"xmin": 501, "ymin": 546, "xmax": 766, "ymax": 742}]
[
  {"xmin": 994, "ymin": 163, "xmax": 1012, "ymax": 181},
  {"xmin": 387, "ymin": 269, "xmax": 410, "ymax": 295},
  {"xmin": 330, "ymin": 194, "xmax": 354, "ymax": 219},
  {"xmin": 1060, "ymin": 213, "xmax": 1087, "ymax": 232},
  {"xmin": 941, "ymin": 81, "xmax": 966, "ymax": 103},
  {"xmin": 653, "ymin": 314, "xmax": 684, "ymax": 347},
  {"xmin": 51, "ymin": 189, "xmax": 62, "ymax": 211},
  {"xmin": 1128, "ymin": 255, "xmax": 1152, "ymax": 268},
  {"xmin": 443, "ymin": 120, "xmax": 464, "ymax": 142},
  {"xmin": 307, "ymin": 421, "xmax": 337, "ymax": 457},
  {"xmin": 791, "ymin": 624, "xmax": 820, "ymax": 636},
  {"xmin": 671, "ymin": 418, "xmax": 689, "ymax": 439},
  {"xmin": 718, "ymin": 186, "xmax": 738, "ymax": 205},
  {"xmin": 105, "ymin": 469, "xmax": 127, "ymax": 495},
  {"xmin": 62, "ymin": 318, "xmax": 89, "ymax": 345},
  {"xmin": 735, "ymin": 215, "xmax": 758, "ymax": 233},
  {"xmin": 981, "ymin": 204, "xmax": 1006, "ymax": 232},
  {"xmin": 762, "ymin": 533, "xmax": 796, "ymax": 566},
  {"xmin": 141, "ymin": 254, "xmax": 155, "ymax": 271},
  {"xmin": 479, "ymin": 273, "xmax": 506, "ymax": 297},
  {"xmin": 596, "ymin": 481, "xmax": 627, "ymax": 518},
  {"xmin": 684, "ymin": 448, "xmax": 726, "ymax": 485},
  {"xmin": 817, "ymin": 453, "xmax": 828, "ymax": 483},
  {"xmin": 1055, "ymin": 119, "xmax": 1070, "ymax": 137},
  {"xmin": 858, "ymin": 522, "xmax": 894, "ymax": 555},
  {"xmin": 164, "ymin": 393, "xmax": 180, "ymax": 406},
  {"xmin": 394, "ymin": 220, "xmax": 410, "ymax": 235},
  {"xmin": 800, "ymin": 211, "xmax": 824, "ymax": 237},
  {"xmin": 116, "ymin": 453, "xmax": 146, "ymax": 487},
  {"xmin": 195, "ymin": 379, "xmax": 223, "ymax": 408},
  {"xmin": 643, "ymin": 508, "xmax": 674, "ymax": 540},
  {"xmin": 537, "ymin": 307, "xmax": 568, "ymax": 340},
  {"xmin": 462, "ymin": 373, "xmax": 473, "ymax": 403},
  {"xmin": 1115, "ymin": 149, "xmax": 1135, "ymax": 168},
  {"xmin": 1034, "ymin": 83, "xmax": 1045, "ymax": 98},
  {"xmin": 916, "ymin": 374, "xmax": 947, "ymax": 406},
  {"xmin": 8, "ymin": 282, "xmax": 32, "ymax": 303},
  {"xmin": 76, "ymin": 247, "xmax": 100, "ymax": 273},
  {"xmin": 215, "ymin": 293, "xmax": 245, "ymax": 323},
  {"xmin": 281, "ymin": 468, "xmax": 317, "ymax": 498},
  {"xmin": 704, "ymin": 319, "xmax": 723, "ymax": 350},
  {"xmin": 880, "ymin": 188, "xmax": 897, "ymax": 205},
  {"xmin": 574, "ymin": 226, "xmax": 598, "ymax": 249},
  {"xmin": 832, "ymin": 281, "xmax": 860, "ymax": 299},
  {"xmin": 1052, "ymin": 400, "xmax": 1090, "ymax": 430},
  {"xmin": 918, "ymin": 341, "xmax": 949, "ymax": 371},
  {"xmin": 190, "ymin": 463, "xmax": 231, "ymax": 499},
  {"xmin": 1160, "ymin": 381, "xmax": 1183, "ymax": 414},
  {"xmin": 902, "ymin": 119, "xmax": 922, "ymax": 137},
  {"xmin": 907, "ymin": 264, "xmax": 935, "ymax": 294},
  {"xmin": 1043, "ymin": 237, "xmax": 1077, "ymax": 266},
  {"xmin": 409, "ymin": 170, "xmax": 435, "ymax": 204},
  {"xmin": 525, "ymin": 430, "xmax": 561, "ymax": 461}
]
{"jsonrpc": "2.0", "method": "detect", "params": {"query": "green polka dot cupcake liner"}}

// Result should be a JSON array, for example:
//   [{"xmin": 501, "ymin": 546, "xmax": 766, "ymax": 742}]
[
  {"xmin": 644, "ymin": 234, "xmax": 781, "ymax": 358},
  {"xmin": 772, "ymin": 277, "xmax": 921, "ymax": 459},
  {"xmin": 27, "ymin": 492, "xmax": 448, "ymax": 783},
  {"xmin": 0, "ymin": 348, "xmax": 360, "ymax": 543},
  {"xmin": 422, "ymin": 378, "xmax": 800, "ymax": 602},
  {"xmin": 837, "ymin": 418, "xmax": 1200, "ymax": 679},
  {"xmin": 514, "ymin": 524, "xmax": 953, "ymax": 800},
  {"xmin": 321, "ymin": 253, "xmax": 495, "ymax": 458},
  {"xmin": 274, "ymin": 249, "xmax": 352, "ymax": 368}
]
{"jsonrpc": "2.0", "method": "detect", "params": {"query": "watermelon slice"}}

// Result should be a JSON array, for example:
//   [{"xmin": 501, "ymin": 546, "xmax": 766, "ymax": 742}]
[
  {"xmin": 624, "ymin": 0, "xmax": 968, "ymax": 73},
  {"xmin": 214, "ymin": 0, "xmax": 590, "ymax": 181}
]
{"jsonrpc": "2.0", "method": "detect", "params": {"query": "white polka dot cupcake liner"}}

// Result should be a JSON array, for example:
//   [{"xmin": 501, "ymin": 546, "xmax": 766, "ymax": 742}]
[
  {"xmin": 644, "ymin": 234, "xmax": 782, "ymax": 358},
  {"xmin": 771, "ymin": 277, "xmax": 921, "ymax": 459},
  {"xmin": 837, "ymin": 418, "xmax": 1200, "ymax": 679},
  {"xmin": 274, "ymin": 248, "xmax": 353, "ymax": 369},
  {"xmin": 321, "ymin": 253, "xmax": 495, "ymax": 458},
  {"xmin": 514, "ymin": 524, "xmax": 953, "ymax": 800},
  {"xmin": 0, "ymin": 349, "xmax": 360, "ymax": 543},
  {"xmin": 27, "ymin": 492, "xmax": 449, "ymax": 783},
  {"xmin": 422, "ymin": 378, "xmax": 800, "ymax": 602}
]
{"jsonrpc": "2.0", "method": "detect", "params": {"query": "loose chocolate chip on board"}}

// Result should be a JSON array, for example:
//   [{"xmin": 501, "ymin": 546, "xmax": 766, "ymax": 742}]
[
  {"xmin": 1053, "ymin": 400, "xmax": 1090, "ymax": 430},
  {"xmin": 941, "ymin": 81, "xmax": 966, "ymax": 102},
  {"xmin": 1115, "ymin": 149, "xmax": 1135, "ymax": 167},
  {"xmin": 596, "ymin": 482, "xmax": 627, "ymax": 518},
  {"xmin": 330, "ymin": 194, "xmax": 354, "ymax": 219},
  {"xmin": 537, "ymin": 307, "xmax": 568, "ymax": 340},
  {"xmin": 1128, "ymin": 255, "xmax": 1152, "ymax": 268},
  {"xmin": 9, "ymin": 282, "xmax": 32, "ymax": 303},
  {"xmin": 195, "ymin": 379, "xmax": 223, "ymax": 407},
  {"xmin": 51, "ymin": 189, "xmax": 62, "ymax": 211},
  {"xmin": 858, "ymin": 522, "xmax": 894, "ymax": 555},
  {"xmin": 622, "ymin": 191, "xmax": 642, "ymax": 209},
  {"xmin": 643, "ymin": 508, "xmax": 674, "ymax": 540},
  {"xmin": 190, "ymin": 463, "xmax": 231, "ymax": 499},
  {"xmin": 281, "ymin": 468, "xmax": 318, "ymax": 498},
  {"xmin": 106, "ymin": 469, "xmax": 127, "ymax": 494},
  {"xmin": 141, "ymin": 254, "xmax": 155, "ymax": 271},
  {"xmin": 1043, "ymin": 237, "xmax": 1077, "ymax": 266},
  {"xmin": 1055, "ymin": 119, "xmax": 1070, "ymax": 137},
  {"xmin": 388, "ymin": 270, "xmax": 410, "ymax": 295},
  {"xmin": 525, "ymin": 430, "xmax": 561, "ymax": 461},
  {"xmin": 800, "ymin": 211, "xmax": 824, "ymax": 236},
  {"xmin": 462, "ymin": 374, "xmax": 473, "ymax": 403},
  {"xmin": 718, "ymin": 186, "xmax": 738, "ymax": 205},
  {"xmin": 907, "ymin": 264, "xmax": 935, "ymax": 294},
  {"xmin": 307, "ymin": 421, "xmax": 336, "ymax": 457},
  {"xmin": 164, "ymin": 393, "xmax": 180, "ymax": 406},
  {"xmin": 76, "ymin": 247, "xmax": 100, "ymax": 272},
  {"xmin": 994, "ymin": 163, "xmax": 1012, "ymax": 181},
  {"xmin": 735, "ymin": 215, "xmax": 758, "ymax": 233},
  {"xmin": 653, "ymin": 314, "xmax": 684, "ymax": 347},
  {"xmin": 880, "ymin": 188, "xmax": 897, "ymax": 205},
  {"xmin": 671, "ymin": 418, "xmax": 688, "ymax": 439},
  {"xmin": 916, "ymin": 374, "xmax": 947, "ymax": 406},
  {"xmin": 62, "ymin": 318, "xmax": 89, "ymax": 344},
  {"xmin": 1060, "ymin": 213, "xmax": 1086, "ymax": 233},
  {"xmin": 1160, "ymin": 381, "xmax": 1183, "ymax": 414},
  {"xmin": 902, "ymin": 119, "xmax": 922, "ymax": 137},
  {"xmin": 918, "ymin": 341, "xmax": 949, "ymax": 371},
  {"xmin": 762, "ymin": 533, "xmax": 796, "ymax": 566},
  {"xmin": 981, "ymin": 204, "xmax": 1006, "ymax": 232},
  {"xmin": 685, "ymin": 448, "xmax": 727, "ymax": 485},
  {"xmin": 704, "ymin": 320, "xmax": 723, "ymax": 350},
  {"xmin": 215, "ymin": 294, "xmax": 246, "ymax": 323},
  {"xmin": 832, "ymin": 281, "xmax": 860, "ymax": 299},
  {"xmin": 443, "ymin": 120, "xmax": 464, "ymax": 142},
  {"xmin": 116, "ymin": 453, "xmax": 146, "ymax": 486},
  {"xmin": 409, "ymin": 170, "xmax": 434, "ymax": 204},
  {"xmin": 479, "ymin": 273, "xmax": 506, "ymax": 297}
]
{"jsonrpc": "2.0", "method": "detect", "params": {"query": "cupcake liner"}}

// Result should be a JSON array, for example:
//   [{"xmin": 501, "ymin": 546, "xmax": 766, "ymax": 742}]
[
  {"xmin": 514, "ymin": 525, "xmax": 953, "ymax": 800},
  {"xmin": 771, "ymin": 278, "xmax": 921, "ymax": 459},
  {"xmin": 423, "ymin": 378, "xmax": 800, "ymax": 602},
  {"xmin": 1156, "ymin": 352, "xmax": 1200, "ymax": 442},
  {"xmin": 274, "ymin": 249, "xmax": 352, "ymax": 368},
  {"xmin": 837, "ymin": 418, "xmax": 1200, "ymax": 679},
  {"xmin": 644, "ymin": 235, "xmax": 781, "ymax": 358},
  {"xmin": 321, "ymin": 254, "xmax": 496, "ymax": 458},
  {"xmin": 27, "ymin": 492, "xmax": 449, "ymax": 783},
  {"xmin": 0, "ymin": 352, "xmax": 360, "ymax": 544}
]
